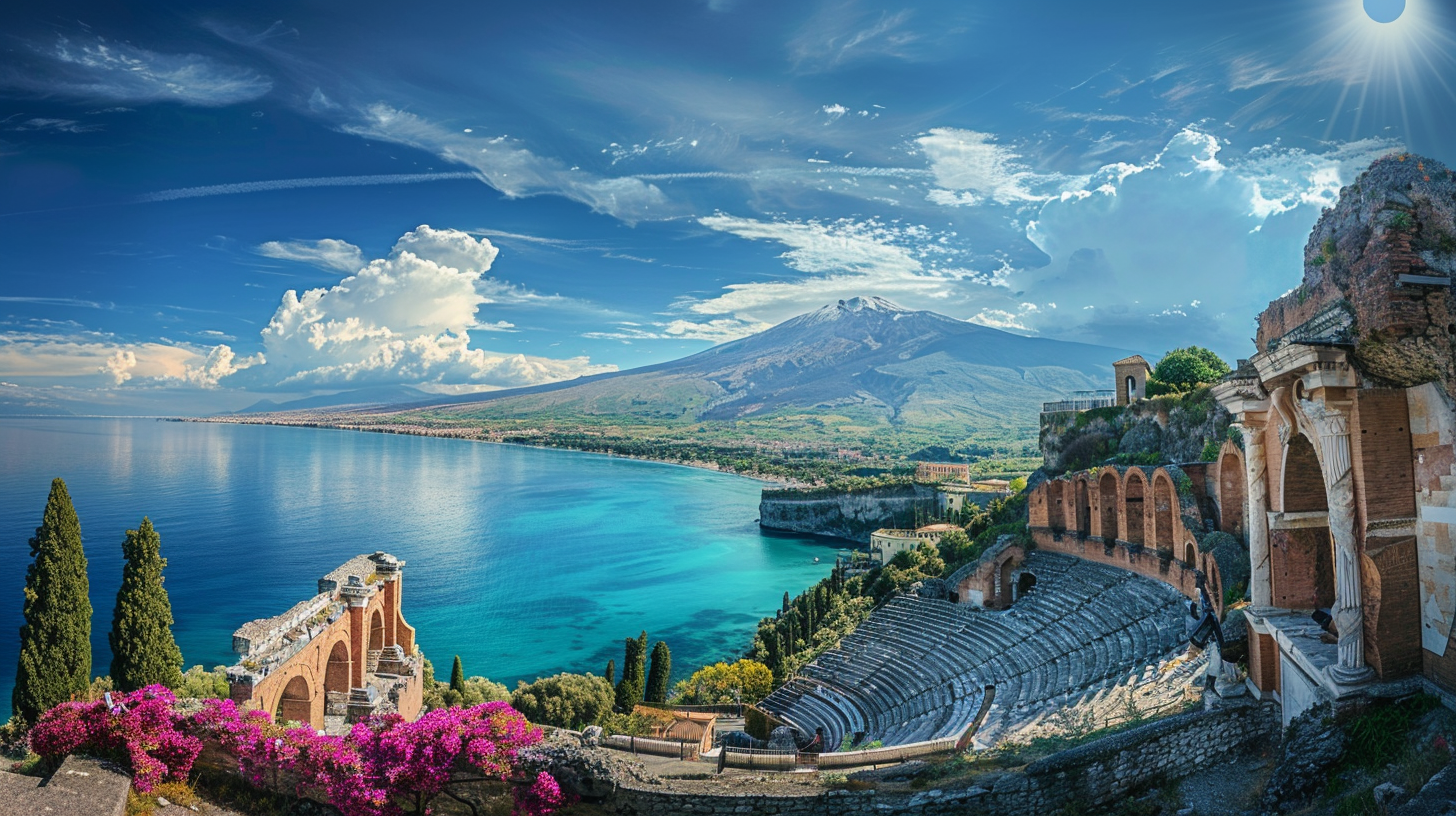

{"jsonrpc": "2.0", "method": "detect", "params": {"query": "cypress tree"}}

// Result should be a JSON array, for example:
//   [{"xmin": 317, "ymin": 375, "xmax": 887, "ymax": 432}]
[
  {"xmin": 604, "ymin": 659, "xmax": 615, "ymax": 686},
  {"xmin": 782, "ymin": 591, "xmax": 790, "ymax": 613},
  {"xmin": 614, "ymin": 637, "xmax": 643, "ymax": 711},
  {"xmin": 450, "ymin": 654, "xmax": 466, "ymax": 694},
  {"xmin": 14, "ymin": 478, "xmax": 92, "ymax": 723},
  {"xmin": 645, "ymin": 641, "xmax": 671, "ymax": 704},
  {"xmin": 635, "ymin": 631, "xmax": 648, "ymax": 684},
  {"xmin": 108, "ymin": 517, "xmax": 183, "ymax": 692}
]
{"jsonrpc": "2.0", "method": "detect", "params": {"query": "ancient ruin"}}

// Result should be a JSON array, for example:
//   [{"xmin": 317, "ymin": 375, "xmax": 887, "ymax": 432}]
[
  {"xmin": 226, "ymin": 551, "xmax": 422, "ymax": 732},
  {"xmin": 1212, "ymin": 153, "xmax": 1456, "ymax": 726}
]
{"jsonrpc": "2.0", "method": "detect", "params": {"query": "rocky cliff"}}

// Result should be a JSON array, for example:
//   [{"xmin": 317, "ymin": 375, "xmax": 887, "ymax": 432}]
[
  {"xmin": 1038, "ymin": 387, "xmax": 1233, "ymax": 474},
  {"xmin": 759, "ymin": 483, "xmax": 938, "ymax": 543},
  {"xmin": 1257, "ymin": 153, "xmax": 1456, "ymax": 395}
]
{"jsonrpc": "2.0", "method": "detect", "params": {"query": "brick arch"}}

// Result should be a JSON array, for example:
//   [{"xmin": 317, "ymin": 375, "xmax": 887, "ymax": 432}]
[
  {"xmin": 369, "ymin": 607, "xmax": 385, "ymax": 652},
  {"xmin": 1282, "ymin": 434, "xmax": 1328, "ymax": 513},
  {"xmin": 1123, "ymin": 469, "xmax": 1148, "ymax": 546},
  {"xmin": 276, "ymin": 675, "xmax": 312, "ymax": 725},
  {"xmin": 1074, "ymin": 477, "xmax": 1092, "ymax": 536},
  {"xmin": 324, "ymin": 638, "xmax": 351, "ymax": 695},
  {"xmin": 1217, "ymin": 441, "xmax": 1246, "ymax": 538},
  {"xmin": 1097, "ymin": 469, "xmax": 1121, "ymax": 540},
  {"xmin": 1150, "ymin": 469, "xmax": 1176, "ymax": 556}
]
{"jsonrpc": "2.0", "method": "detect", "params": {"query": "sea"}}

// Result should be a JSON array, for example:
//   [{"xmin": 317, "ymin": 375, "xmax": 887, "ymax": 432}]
[{"xmin": 0, "ymin": 417, "xmax": 842, "ymax": 720}]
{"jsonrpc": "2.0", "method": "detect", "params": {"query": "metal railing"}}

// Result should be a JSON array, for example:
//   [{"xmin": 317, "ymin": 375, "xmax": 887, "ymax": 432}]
[{"xmin": 1042, "ymin": 391, "xmax": 1117, "ymax": 413}]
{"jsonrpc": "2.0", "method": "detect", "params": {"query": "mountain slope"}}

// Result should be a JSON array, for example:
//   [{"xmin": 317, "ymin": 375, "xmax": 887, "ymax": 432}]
[
  {"xmin": 234, "ymin": 385, "xmax": 432, "ymax": 414},
  {"xmin": 351, "ymin": 298, "xmax": 1135, "ymax": 449}
]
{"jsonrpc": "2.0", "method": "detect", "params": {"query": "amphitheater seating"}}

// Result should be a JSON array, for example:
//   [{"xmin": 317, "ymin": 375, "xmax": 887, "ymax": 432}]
[{"xmin": 758, "ymin": 552, "xmax": 1188, "ymax": 750}]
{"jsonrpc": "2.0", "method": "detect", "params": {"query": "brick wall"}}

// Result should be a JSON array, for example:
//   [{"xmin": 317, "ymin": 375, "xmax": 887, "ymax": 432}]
[
  {"xmin": 1354, "ymin": 389, "xmax": 1417, "ymax": 525},
  {"xmin": 1032, "ymin": 528, "xmax": 1200, "ymax": 605},
  {"xmin": 1363, "ymin": 536, "xmax": 1422, "ymax": 678},
  {"xmin": 1282, "ymin": 435, "xmax": 1328, "ymax": 513},
  {"xmin": 1246, "ymin": 624, "xmax": 1278, "ymax": 693},
  {"xmin": 1269, "ymin": 528, "xmax": 1336, "ymax": 609}
]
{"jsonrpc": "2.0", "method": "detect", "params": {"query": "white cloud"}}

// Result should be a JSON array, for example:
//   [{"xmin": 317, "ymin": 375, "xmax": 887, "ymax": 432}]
[
  {"xmin": 178, "ymin": 345, "xmax": 262, "ymax": 388},
  {"xmin": 585, "ymin": 317, "xmax": 772, "ymax": 343},
  {"xmin": 250, "ymin": 225, "xmax": 614, "ymax": 388},
  {"xmin": 0, "ymin": 333, "xmax": 207, "ymax": 386},
  {"xmin": 916, "ymin": 128, "xmax": 1077, "ymax": 205},
  {"xmin": 5, "ymin": 35, "xmax": 272, "ymax": 106},
  {"xmin": 342, "ymin": 105, "xmax": 679, "ymax": 224},
  {"xmin": 102, "ymin": 350, "xmax": 136, "ymax": 384},
  {"xmin": 256, "ymin": 239, "xmax": 365, "ymax": 273},
  {"xmin": 788, "ymin": 3, "xmax": 920, "ymax": 71}
]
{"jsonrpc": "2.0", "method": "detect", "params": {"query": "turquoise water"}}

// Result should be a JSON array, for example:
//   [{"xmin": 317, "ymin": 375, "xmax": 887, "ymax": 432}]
[{"xmin": 0, "ymin": 418, "xmax": 841, "ymax": 720}]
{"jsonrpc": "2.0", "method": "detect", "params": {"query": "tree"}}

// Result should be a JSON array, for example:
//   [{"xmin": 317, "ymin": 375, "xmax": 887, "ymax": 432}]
[
  {"xmin": 511, "ymin": 673, "xmax": 615, "ymax": 729},
  {"xmin": 1153, "ymin": 347, "xmax": 1231, "ymax": 391},
  {"xmin": 614, "ymin": 637, "xmax": 643, "ymax": 711},
  {"xmin": 603, "ymin": 659, "xmax": 615, "ymax": 686},
  {"xmin": 450, "ymin": 655, "xmax": 466, "ymax": 695},
  {"xmin": 670, "ymin": 660, "xmax": 773, "ymax": 706},
  {"xmin": 14, "ymin": 478, "xmax": 92, "ymax": 723},
  {"xmin": 645, "ymin": 642, "xmax": 671, "ymax": 704},
  {"xmin": 108, "ymin": 517, "xmax": 183, "ymax": 692}
]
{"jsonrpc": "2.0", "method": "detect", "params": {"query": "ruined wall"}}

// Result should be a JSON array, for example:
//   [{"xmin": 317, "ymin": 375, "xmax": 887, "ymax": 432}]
[
  {"xmin": 1031, "ymin": 528, "xmax": 1201, "ymax": 606},
  {"xmin": 759, "ymin": 483, "xmax": 938, "ymax": 543},
  {"xmin": 602, "ymin": 702, "xmax": 1279, "ymax": 816}
]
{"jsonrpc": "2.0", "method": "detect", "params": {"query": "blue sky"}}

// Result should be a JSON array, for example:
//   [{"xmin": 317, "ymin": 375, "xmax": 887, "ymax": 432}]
[{"xmin": 1, "ymin": 0, "xmax": 1453, "ymax": 414}]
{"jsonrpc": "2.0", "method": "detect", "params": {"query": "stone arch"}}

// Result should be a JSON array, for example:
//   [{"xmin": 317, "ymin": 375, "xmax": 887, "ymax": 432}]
[
  {"xmin": 1098, "ymin": 470, "xmax": 1120, "ymax": 540},
  {"xmin": 1074, "ymin": 478, "xmax": 1091, "ymax": 536},
  {"xmin": 369, "ymin": 608, "xmax": 385, "ymax": 652},
  {"xmin": 995, "ymin": 548, "xmax": 1020, "ymax": 608},
  {"xmin": 1124, "ymin": 470, "xmax": 1147, "ymax": 546},
  {"xmin": 1282, "ymin": 434, "xmax": 1328, "ymax": 513},
  {"xmin": 1047, "ymin": 480, "xmax": 1067, "ymax": 533},
  {"xmin": 1016, "ymin": 572, "xmax": 1037, "ymax": 599},
  {"xmin": 1152, "ymin": 471, "xmax": 1175, "ymax": 555},
  {"xmin": 324, "ymin": 639, "xmax": 350, "ymax": 695},
  {"xmin": 1217, "ymin": 443, "xmax": 1246, "ymax": 538},
  {"xmin": 276, "ymin": 675, "xmax": 312, "ymax": 726},
  {"xmin": 1184, "ymin": 541, "xmax": 1197, "ymax": 566}
]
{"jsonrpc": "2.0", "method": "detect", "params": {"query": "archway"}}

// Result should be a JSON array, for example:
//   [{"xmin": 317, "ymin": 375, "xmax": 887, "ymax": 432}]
[
  {"xmin": 1125, "ymin": 472, "xmax": 1146, "ymax": 546},
  {"xmin": 1153, "ymin": 473, "xmax": 1175, "ymax": 555},
  {"xmin": 1218, "ymin": 448, "xmax": 1246, "ymax": 537},
  {"xmin": 1282, "ymin": 435, "xmax": 1328, "ymax": 513},
  {"xmin": 1075, "ymin": 479, "xmax": 1091, "ymax": 536},
  {"xmin": 1275, "ymin": 434, "xmax": 1335, "ymax": 608},
  {"xmin": 1016, "ymin": 572, "xmax": 1037, "ymax": 600},
  {"xmin": 1184, "ymin": 541, "xmax": 1196, "ymax": 566},
  {"xmin": 369, "ymin": 608, "xmax": 385, "ymax": 652},
  {"xmin": 1126, "ymin": 375, "xmax": 1136, "ymax": 401},
  {"xmin": 1047, "ymin": 481, "xmax": 1066, "ymax": 533},
  {"xmin": 324, "ymin": 640, "xmax": 350, "ymax": 695},
  {"xmin": 1099, "ymin": 472, "xmax": 1120, "ymax": 540},
  {"xmin": 276, "ymin": 675, "xmax": 312, "ymax": 726}
]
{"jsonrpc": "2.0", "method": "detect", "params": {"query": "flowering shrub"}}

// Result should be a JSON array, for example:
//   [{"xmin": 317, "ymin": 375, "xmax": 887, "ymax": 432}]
[
  {"xmin": 29, "ymin": 685, "xmax": 202, "ymax": 792},
  {"xmin": 190, "ymin": 698, "xmax": 567, "ymax": 816}
]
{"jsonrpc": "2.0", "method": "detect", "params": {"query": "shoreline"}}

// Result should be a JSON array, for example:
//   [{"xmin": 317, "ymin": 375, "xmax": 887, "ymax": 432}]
[{"xmin": 181, "ymin": 414, "xmax": 808, "ymax": 488}]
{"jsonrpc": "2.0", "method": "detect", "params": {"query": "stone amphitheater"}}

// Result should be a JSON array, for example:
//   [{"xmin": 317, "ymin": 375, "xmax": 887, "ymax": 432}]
[{"xmin": 758, "ymin": 552, "xmax": 1192, "ymax": 751}]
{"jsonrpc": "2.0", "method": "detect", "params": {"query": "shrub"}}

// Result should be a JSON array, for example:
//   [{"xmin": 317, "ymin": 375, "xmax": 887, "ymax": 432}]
[
  {"xmin": 670, "ymin": 660, "xmax": 773, "ymax": 706},
  {"xmin": 1153, "ymin": 347, "xmax": 1231, "ymax": 392},
  {"xmin": 510, "ymin": 673, "xmax": 614, "ymax": 730},
  {"xmin": 30, "ymin": 685, "xmax": 201, "ymax": 793}
]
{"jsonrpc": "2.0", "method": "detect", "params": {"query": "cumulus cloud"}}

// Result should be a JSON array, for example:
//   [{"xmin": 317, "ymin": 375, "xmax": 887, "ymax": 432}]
[
  {"xmin": 0, "ymin": 332, "xmax": 211, "ymax": 386},
  {"xmin": 584, "ymin": 317, "xmax": 773, "ymax": 343},
  {"xmin": 256, "ymin": 239, "xmax": 366, "ymax": 273},
  {"xmin": 248, "ymin": 225, "xmax": 614, "ymax": 388},
  {"xmin": 3, "ymin": 35, "xmax": 272, "ymax": 106},
  {"xmin": 102, "ymin": 350, "xmax": 136, "ymax": 384},
  {"xmin": 178, "ymin": 345, "xmax": 263, "ymax": 388}
]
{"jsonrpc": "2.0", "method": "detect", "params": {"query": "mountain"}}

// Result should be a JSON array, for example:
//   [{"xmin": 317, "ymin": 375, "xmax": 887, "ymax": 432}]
[
  {"xmin": 234, "ymin": 385, "xmax": 433, "ymax": 414},
  {"xmin": 337, "ymin": 297, "xmax": 1137, "ymax": 449}
]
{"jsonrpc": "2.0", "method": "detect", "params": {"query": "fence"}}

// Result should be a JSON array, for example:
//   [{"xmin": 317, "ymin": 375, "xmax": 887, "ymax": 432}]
[
  {"xmin": 1041, "ymin": 392, "xmax": 1117, "ymax": 413},
  {"xmin": 718, "ymin": 746, "xmax": 800, "ymax": 772},
  {"xmin": 603, "ymin": 734, "xmax": 702, "ymax": 760},
  {"xmin": 636, "ymin": 701, "xmax": 743, "ymax": 717}
]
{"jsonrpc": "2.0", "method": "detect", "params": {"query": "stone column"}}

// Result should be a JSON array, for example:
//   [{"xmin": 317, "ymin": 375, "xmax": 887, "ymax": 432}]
[
  {"xmin": 1302, "ymin": 398, "xmax": 1374, "ymax": 684},
  {"xmin": 1242, "ymin": 418, "xmax": 1273, "ymax": 612},
  {"xmin": 340, "ymin": 577, "xmax": 372, "ymax": 689}
]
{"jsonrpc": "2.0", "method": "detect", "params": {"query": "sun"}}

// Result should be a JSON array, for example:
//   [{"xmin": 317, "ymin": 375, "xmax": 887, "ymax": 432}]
[{"xmin": 1363, "ymin": 0, "xmax": 1405, "ymax": 24}]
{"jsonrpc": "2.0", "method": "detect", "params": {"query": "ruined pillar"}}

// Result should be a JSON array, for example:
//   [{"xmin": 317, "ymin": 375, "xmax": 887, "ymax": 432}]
[
  {"xmin": 340, "ymin": 576, "xmax": 372, "ymax": 689},
  {"xmin": 1303, "ymin": 398, "xmax": 1374, "ymax": 684},
  {"xmin": 1241, "ymin": 417, "xmax": 1273, "ymax": 612}
]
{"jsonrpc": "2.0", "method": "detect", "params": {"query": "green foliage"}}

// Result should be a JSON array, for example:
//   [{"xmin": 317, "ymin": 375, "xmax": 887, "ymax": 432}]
[
  {"xmin": 750, "ymin": 566, "xmax": 875, "ymax": 682},
  {"xmin": 1008, "ymin": 476, "xmax": 1027, "ymax": 493},
  {"xmin": 600, "ymin": 707, "xmax": 675, "ymax": 737},
  {"xmin": 1389, "ymin": 211, "xmax": 1414, "ymax": 232},
  {"xmin": 1340, "ymin": 695, "xmax": 1441, "ymax": 773},
  {"xmin": 1200, "ymin": 439, "xmax": 1221, "ymax": 462},
  {"xmin": 1333, "ymin": 786, "xmax": 1378, "ymax": 816},
  {"xmin": 511, "ymin": 672, "xmax": 615, "ymax": 729},
  {"xmin": 420, "ymin": 657, "xmax": 510, "ymax": 710},
  {"xmin": 867, "ymin": 543, "xmax": 945, "ymax": 603},
  {"xmin": 14, "ymin": 478, "xmax": 92, "ymax": 724},
  {"xmin": 449, "ymin": 654, "xmax": 466, "ymax": 695},
  {"xmin": 936, "ymin": 529, "xmax": 978, "ymax": 572},
  {"xmin": 615, "ymin": 633, "xmax": 648, "ymax": 711},
  {"xmin": 1153, "ymin": 347, "xmax": 1231, "ymax": 392},
  {"xmin": 645, "ymin": 641, "xmax": 671, "ymax": 704},
  {"xmin": 173, "ymin": 665, "xmax": 230, "ymax": 700},
  {"xmin": 744, "ymin": 706, "xmax": 773, "ymax": 741},
  {"xmin": 604, "ymin": 659, "xmax": 615, "ymax": 687},
  {"xmin": 670, "ymin": 659, "xmax": 773, "ymax": 706},
  {"xmin": 109, "ymin": 518, "xmax": 183, "ymax": 692}
]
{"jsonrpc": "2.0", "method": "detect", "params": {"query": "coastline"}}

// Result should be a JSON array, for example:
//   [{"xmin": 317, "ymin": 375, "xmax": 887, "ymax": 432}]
[{"xmin": 179, "ymin": 414, "xmax": 806, "ymax": 487}]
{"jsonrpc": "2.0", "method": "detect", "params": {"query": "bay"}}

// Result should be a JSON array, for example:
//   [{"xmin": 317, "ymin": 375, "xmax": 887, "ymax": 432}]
[{"xmin": 0, "ymin": 418, "xmax": 839, "ymax": 720}]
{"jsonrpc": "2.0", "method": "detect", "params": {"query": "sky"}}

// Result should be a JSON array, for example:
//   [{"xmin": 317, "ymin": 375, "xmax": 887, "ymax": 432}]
[{"xmin": 1, "ymin": 0, "xmax": 1454, "ymax": 414}]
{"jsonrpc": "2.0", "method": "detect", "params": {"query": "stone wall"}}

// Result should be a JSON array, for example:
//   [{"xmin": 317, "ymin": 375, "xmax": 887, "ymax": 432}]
[
  {"xmin": 759, "ymin": 484, "xmax": 938, "ymax": 543},
  {"xmin": 1031, "ymin": 528, "xmax": 1201, "ymax": 605},
  {"xmin": 604, "ymin": 701, "xmax": 1278, "ymax": 816}
]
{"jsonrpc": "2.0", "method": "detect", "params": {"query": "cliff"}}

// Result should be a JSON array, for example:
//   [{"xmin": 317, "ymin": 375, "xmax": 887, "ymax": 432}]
[
  {"xmin": 1038, "ymin": 386, "xmax": 1233, "ymax": 474},
  {"xmin": 1256, "ymin": 153, "xmax": 1456, "ymax": 395},
  {"xmin": 759, "ymin": 483, "xmax": 938, "ymax": 543}
]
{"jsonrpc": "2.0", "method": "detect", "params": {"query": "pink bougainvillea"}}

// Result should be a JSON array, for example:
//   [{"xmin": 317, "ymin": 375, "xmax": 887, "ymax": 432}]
[
  {"xmin": 31, "ymin": 692, "xmax": 567, "ymax": 815},
  {"xmin": 29, "ymin": 685, "xmax": 202, "ymax": 792},
  {"xmin": 190, "ymin": 699, "xmax": 566, "ymax": 816}
]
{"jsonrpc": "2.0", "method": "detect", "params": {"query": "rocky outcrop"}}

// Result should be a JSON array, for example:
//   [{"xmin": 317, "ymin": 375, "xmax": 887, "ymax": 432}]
[
  {"xmin": 1256, "ymin": 153, "xmax": 1456, "ymax": 395},
  {"xmin": 1259, "ymin": 704, "xmax": 1348, "ymax": 814},
  {"xmin": 1039, "ymin": 387, "xmax": 1232, "ymax": 473},
  {"xmin": 759, "ymin": 483, "xmax": 937, "ymax": 543}
]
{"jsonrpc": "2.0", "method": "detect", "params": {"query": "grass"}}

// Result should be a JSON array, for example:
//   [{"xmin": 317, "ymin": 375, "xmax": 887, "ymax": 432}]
[{"xmin": 126, "ymin": 781, "xmax": 200, "ymax": 816}]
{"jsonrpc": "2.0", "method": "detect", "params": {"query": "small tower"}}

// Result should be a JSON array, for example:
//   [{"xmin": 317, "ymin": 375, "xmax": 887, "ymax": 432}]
[{"xmin": 1113, "ymin": 355, "xmax": 1152, "ymax": 405}]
